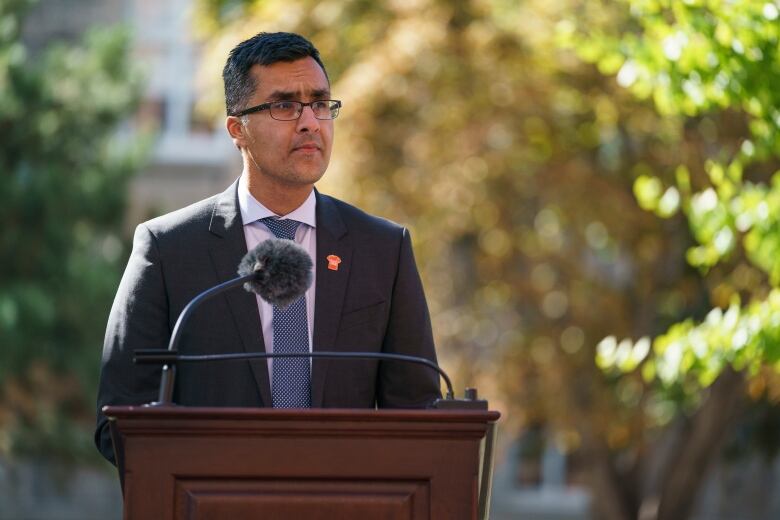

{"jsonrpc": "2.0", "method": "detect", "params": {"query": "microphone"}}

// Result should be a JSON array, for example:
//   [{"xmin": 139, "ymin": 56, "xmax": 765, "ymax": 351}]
[
  {"xmin": 154, "ymin": 239, "xmax": 312, "ymax": 404},
  {"xmin": 237, "ymin": 237, "xmax": 313, "ymax": 308}
]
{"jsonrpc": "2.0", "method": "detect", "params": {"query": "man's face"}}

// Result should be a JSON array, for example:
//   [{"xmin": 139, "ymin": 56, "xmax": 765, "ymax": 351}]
[{"xmin": 236, "ymin": 57, "xmax": 334, "ymax": 188}]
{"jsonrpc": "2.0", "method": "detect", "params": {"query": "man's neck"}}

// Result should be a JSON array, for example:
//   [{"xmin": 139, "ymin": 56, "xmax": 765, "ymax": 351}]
[{"xmin": 245, "ymin": 173, "xmax": 313, "ymax": 216}]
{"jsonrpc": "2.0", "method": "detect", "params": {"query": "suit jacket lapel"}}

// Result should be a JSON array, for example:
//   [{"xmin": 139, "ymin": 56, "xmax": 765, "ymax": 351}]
[
  {"xmin": 312, "ymin": 191, "xmax": 352, "ymax": 407},
  {"xmin": 207, "ymin": 181, "xmax": 273, "ymax": 406}
]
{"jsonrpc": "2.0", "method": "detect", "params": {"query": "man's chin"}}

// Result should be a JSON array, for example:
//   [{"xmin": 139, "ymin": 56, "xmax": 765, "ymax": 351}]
[{"xmin": 288, "ymin": 167, "xmax": 327, "ymax": 186}]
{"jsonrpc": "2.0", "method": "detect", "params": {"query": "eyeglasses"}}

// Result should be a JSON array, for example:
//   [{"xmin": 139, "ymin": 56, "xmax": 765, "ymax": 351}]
[{"xmin": 233, "ymin": 100, "xmax": 342, "ymax": 121}]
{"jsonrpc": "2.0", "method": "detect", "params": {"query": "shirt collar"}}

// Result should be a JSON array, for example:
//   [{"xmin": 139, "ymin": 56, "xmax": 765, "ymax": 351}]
[{"xmin": 238, "ymin": 174, "xmax": 317, "ymax": 229}]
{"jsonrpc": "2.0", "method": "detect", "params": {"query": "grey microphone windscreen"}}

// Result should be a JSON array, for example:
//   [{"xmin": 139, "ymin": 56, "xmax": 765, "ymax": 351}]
[{"xmin": 237, "ymin": 238, "xmax": 313, "ymax": 308}]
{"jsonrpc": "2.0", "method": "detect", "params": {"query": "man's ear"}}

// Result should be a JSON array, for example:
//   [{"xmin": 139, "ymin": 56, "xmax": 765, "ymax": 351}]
[{"xmin": 226, "ymin": 116, "xmax": 248, "ymax": 150}]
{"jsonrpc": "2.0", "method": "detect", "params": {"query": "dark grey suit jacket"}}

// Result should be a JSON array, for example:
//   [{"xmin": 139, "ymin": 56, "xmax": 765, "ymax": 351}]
[{"xmin": 95, "ymin": 182, "xmax": 441, "ymax": 464}]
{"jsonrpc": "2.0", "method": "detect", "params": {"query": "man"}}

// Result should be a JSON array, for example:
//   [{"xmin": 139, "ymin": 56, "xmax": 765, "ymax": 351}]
[{"xmin": 95, "ymin": 32, "xmax": 441, "ymax": 465}]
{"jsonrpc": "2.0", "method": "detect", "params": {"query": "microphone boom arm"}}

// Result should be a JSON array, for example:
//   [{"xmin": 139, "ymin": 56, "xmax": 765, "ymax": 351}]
[
  {"xmin": 137, "ymin": 349, "xmax": 454, "ymax": 404},
  {"xmin": 157, "ymin": 273, "xmax": 255, "ymax": 405}
]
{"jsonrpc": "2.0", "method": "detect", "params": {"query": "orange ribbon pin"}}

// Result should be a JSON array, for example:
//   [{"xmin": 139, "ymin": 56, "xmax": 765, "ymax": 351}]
[{"xmin": 326, "ymin": 254, "xmax": 342, "ymax": 271}]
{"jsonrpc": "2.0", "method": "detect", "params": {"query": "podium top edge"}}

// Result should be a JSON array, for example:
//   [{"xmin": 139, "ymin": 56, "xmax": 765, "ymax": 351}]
[{"xmin": 103, "ymin": 405, "xmax": 501, "ymax": 422}]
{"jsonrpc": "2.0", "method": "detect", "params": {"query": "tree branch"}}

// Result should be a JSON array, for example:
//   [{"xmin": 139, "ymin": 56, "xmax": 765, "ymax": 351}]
[{"xmin": 656, "ymin": 367, "xmax": 747, "ymax": 520}]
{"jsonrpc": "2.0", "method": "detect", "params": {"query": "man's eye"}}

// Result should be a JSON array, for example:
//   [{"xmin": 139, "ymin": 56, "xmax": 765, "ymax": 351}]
[{"xmin": 274, "ymin": 101, "xmax": 296, "ymax": 110}]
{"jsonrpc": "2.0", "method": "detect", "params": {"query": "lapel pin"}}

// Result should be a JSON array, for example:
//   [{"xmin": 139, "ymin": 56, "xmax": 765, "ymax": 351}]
[{"xmin": 326, "ymin": 254, "xmax": 342, "ymax": 271}]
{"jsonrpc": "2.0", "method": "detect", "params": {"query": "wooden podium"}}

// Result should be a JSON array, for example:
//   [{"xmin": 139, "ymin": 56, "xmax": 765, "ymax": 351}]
[{"xmin": 104, "ymin": 406, "xmax": 500, "ymax": 520}]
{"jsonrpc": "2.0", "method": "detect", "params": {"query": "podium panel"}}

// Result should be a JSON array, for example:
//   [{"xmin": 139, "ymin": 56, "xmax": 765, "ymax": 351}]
[
  {"xmin": 105, "ymin": 407, "xmax": 499, "ymax": 520},
  {"xmin": 176, "ymin": 479, "xmax": 428, "ymax": 519}
]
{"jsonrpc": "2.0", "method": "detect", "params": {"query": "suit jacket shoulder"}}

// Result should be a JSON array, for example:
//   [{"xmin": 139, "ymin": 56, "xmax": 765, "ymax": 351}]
[
  {"xmin": 140, "ymin": 189, "xmax": 226, "ymax": 244},
  {"xmin": 319, "ymin": 193, "xmax": 404, "ymax": 233},
  {"xmin": 316, "ymin": 193, "xmax": 411, "ymax": 258}
]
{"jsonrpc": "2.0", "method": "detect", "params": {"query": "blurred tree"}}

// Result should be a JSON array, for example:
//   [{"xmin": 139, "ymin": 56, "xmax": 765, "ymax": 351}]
[
  {"xmin": 560, "ymin": 1, "xmax": 780, "ymax": 518},
  {"xmin": 193, "ymin": 0, "xmax": 778, "ymax": 519},
  {"xmin": 0, "ymin": 0, "xmax": 142, "ymax": 462}
]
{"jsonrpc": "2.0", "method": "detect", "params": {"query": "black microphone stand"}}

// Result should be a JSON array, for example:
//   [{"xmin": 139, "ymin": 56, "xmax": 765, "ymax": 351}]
[
  {"xmin": 136, "ymin": 349, "xmax": 489, "ymax": 410},
  {"xmin": 145, "ymin": 271, "xmax": 488, "ymax": 410}
]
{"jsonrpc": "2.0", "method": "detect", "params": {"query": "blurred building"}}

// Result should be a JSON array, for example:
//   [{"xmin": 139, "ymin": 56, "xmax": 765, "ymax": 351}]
[
  {"xmin": 126, "ymin": 0, "xmax": 237, "ymax": 226},
  {"xmin": 490, "ymin": 427, "xmax": 780, "ymax": 520},
  {"xmin": 23, "ymin": 0, "xmax": 238, "ymax": 230},
  {"xmin": 21, "ymin": 0, "xmax": 126, "ymax": 52},
  {"xmin": 0, "ymin": 459, "xmax": 121, "ymax": 520},
  {"xmin": 490, "ymin": 430, "xmax": 591, "ymax": 520}
]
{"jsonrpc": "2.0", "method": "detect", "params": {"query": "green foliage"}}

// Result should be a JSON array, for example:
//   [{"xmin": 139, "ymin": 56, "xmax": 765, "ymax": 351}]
[
  {"xmin": 558, "ymin": 0, "xmax": 780, "ymax": 139},
  {"xmin": 603, "ymin": 289, "xmax": 780, "ymax": 388},
  {"xmin": 0, "ymin": 0, "xmax": 143, "ymax": 461},
  {"xmin": 563, "ymin": 0, "xmax": 780, "ymax": 398}
]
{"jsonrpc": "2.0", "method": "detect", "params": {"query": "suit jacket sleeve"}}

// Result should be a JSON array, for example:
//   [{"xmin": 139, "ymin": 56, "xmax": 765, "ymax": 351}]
[
  {"xmin": 95, "ymin": 224, "xmax": 170, "ymax": 465},
  {"xmin": 377, "ymin": 228, "xmax": 442, "ymax": 408}
]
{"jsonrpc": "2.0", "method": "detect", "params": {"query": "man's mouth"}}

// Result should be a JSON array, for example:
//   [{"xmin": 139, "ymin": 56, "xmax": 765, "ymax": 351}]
[{"xmin": 293, "ymin": 143, "xmax": 320, "ymax": 152}]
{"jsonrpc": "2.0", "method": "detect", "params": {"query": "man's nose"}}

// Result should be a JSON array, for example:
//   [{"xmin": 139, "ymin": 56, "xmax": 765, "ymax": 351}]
[{"xmin": 296, "ymin": 105, "xmax": 321, "ymax": 133}]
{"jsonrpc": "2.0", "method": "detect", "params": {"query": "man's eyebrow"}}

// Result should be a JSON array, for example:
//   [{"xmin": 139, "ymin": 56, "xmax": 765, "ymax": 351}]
[
  {"xmin": 266, "ymin": 88, "xmax": 331, "ymax": 101},
  {"xmin": 310, "ymin": 88, "xmax": 331, "ymax": 99},
  {"xmin": 266, "ymin": 90, "xmax": 297, "ymax": 101}
]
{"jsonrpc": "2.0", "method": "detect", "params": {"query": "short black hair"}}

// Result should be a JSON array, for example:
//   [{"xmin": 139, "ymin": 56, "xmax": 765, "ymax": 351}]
[{"xmin": 222, "ymin": 32, "xmax": 328, "ymax": 116}]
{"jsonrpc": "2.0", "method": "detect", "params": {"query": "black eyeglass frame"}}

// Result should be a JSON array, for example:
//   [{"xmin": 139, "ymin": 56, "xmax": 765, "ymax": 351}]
[{"xmin": 232, "ymin": 99, "xmax": 342, "ymax": 120}]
